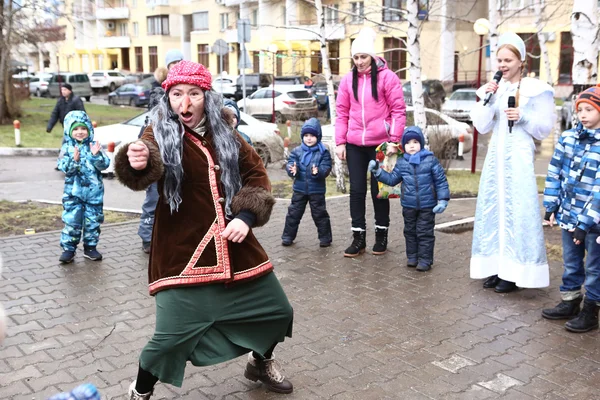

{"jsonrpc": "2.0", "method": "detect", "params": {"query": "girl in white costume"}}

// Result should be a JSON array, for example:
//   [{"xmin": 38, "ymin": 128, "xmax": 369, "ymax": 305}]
[{"xmin": 470, "ymin": 33, "xmax": 555, "ymax": 292}]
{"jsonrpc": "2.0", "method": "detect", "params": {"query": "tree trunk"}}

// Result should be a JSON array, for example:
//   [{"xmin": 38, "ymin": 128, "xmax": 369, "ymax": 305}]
[
  {"xmin": 571, "ymin": 0, "xmax": 598, "ymax": 86},
  {"xmin": 314, "ymin": 0, "xmax": 337, "ymax": 124},
  {"xmin": 0, "ymin": 0, "xmax": 7, "ymax": 123},
  {"xmin": 407, "ymin": 0, "xmax": 426, "ymax": 133},
  {"xmin": 488, "ymin": 0, "xmax": 499, "ymax": 76},
  {"xmin": 534, "ymin": 0, "xmax": 553, "ymax": 86}
]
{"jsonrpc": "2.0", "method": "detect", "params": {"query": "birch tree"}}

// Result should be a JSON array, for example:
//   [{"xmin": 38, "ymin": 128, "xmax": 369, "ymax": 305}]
[
  {"xmin": 534, "ymin": 0, "xmax": 553, "ymax": 86},
  {"xmin": 406, "ymin": 0, "xmax": 426, "ymax": 130},
  {"xmin": 313, "ymin": 0, "xmax": 337, "ymax": 124},
  {"xmin": 488, "ymin": 0, "xmax": 499, "ymax": 75},
  {"xmin": 571, "ymin": 0, "xmax": 599, "ymax": 86}
]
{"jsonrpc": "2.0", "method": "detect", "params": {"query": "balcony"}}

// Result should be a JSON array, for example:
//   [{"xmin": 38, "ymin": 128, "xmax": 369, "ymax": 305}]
[
  {"xmin": 146, "ymin": 0, "xmax": 168, "ymax": 6},
  {"xmin": 96, "ymin": 7, "xmax": 130, "ymax": 20},
  {"xmin": 72, "ymin": 4, "xmax": 95, "ymax": 20},
  {"xmin": 98, "ymin": 35, "xmax": 131, "ymax": 48},
  {"xmin": 285, "ymin": 22, "xmax": 345, "ymax": 41},
  {"xmin": 224, "ymin": 0, "xmax": 256, "ymax": 6}
]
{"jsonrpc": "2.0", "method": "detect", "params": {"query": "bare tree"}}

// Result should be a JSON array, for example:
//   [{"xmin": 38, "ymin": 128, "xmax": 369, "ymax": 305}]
[
  {"xmin": 571, "ymin": 0, "xmax": 599, "ymax": 86},
  {"xmin": 406, "ymin": 0, "xmax": 426, "ymax": 130},
  {"xmin": 534, "ymin": 0, "xmax": 553, "ymax": 86}
]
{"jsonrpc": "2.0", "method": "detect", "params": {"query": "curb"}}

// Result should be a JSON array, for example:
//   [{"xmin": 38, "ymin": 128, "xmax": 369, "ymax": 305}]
[
  {"xmin": 435, "ymin": 217, "xmax": 474, "ymax": 234},
  {"xmin": 0, "ymin": 147, "xmax": 58, "ymax": 156}
]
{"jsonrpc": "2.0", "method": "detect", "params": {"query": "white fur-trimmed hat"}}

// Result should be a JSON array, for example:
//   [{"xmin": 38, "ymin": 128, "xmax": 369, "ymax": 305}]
[
  {"xmin": 498, "ymin": 32, "xmax": 526, "ymax": 61},
  {"xmin": 351, "ymin": 27, "xmax": 378, "ymax": 60}
]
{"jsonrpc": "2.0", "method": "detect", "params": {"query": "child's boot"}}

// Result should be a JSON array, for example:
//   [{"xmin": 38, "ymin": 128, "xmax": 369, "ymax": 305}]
[
  {"xmin": 541, "ymin": 296, "xmax": 582, "ymax": 320},
  {"xmin": 59, "ymin": 250, "xmax": 76, "ymax": 264},
  {"xmin": 372, "ymin": 227, "xmax": 388, "ymax": 255},
  {"xmin": 344, "ymin": 230, "xmax": 366, "ymax": 257},
  {"xmin": 84, "ymin": 247, "xmax": 103, "ymax": 261},
  {"xmin": 565, "ymin": 298, "xmax": 599, "ymax": 333}
]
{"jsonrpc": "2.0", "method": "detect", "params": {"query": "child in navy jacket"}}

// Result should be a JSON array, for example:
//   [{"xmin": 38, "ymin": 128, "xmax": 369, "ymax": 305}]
[
  {"xmin": 282, "ymin": 118, "xmax": 333, "ymax": 247},
  {"xmin": 369, "ymin": 126, "xmax": 449, "ymax": 271}
]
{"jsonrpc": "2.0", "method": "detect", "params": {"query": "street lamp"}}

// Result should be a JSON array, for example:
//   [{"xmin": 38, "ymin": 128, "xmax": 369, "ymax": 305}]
[
  {"xmin": 471, "ymin": 18, "xmax": 490, "ymax": 174},
  {"xmin": 268, "ymin": 44, "xmax": 278, "ymax": 123}
]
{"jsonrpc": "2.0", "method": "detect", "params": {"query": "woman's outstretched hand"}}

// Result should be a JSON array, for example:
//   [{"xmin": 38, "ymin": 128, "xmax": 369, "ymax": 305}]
[
  {"xmin": 128, "ymin": 141, "xmax": 149, "ymax": 170},
  {"xmin": 221, "ymin": 218, "xmax": 250, "ymax": 243}
]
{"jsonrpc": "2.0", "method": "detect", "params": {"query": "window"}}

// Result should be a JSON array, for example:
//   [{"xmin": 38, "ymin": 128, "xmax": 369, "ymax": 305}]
[
  {"xmin": 251, "ymin": 9, "xmax": 258, "ymax": 27},
  {"xmin": 324, "ymin": 4, "xmax": 339, "ymax": 24},
  {"xmin": 517, "ymin": 33, "xmax": 540, "ymax": 78},
  {"xmin": 132, "ymin": 0, "xmax": 137, "ymax": 8},
  {"xmin": 135, "ymin": 47, "xmax": 143, "ymax": 72},
  {"xmin": 118, "ymin": 22, "xmax": 128, "ymax": 36},
  {"xmin": 497, "ymin": 0, "xmax": 537, "ymax": 10},
  {"xmin": 384, "ymin": 37, "xmax": 406, "ymax": 79},
  {"xmin": 220, "ymin": 13, "xmax": 229, "ymax": 31},
  {"xmin": 147, "ymin": 15, "xmax": 169, "ymax": 35},
  {"xmin": 252, "ymin": 52, "xmax": 260, "ymax": 73},
  {"xmin": 197, "ymin": 44, "xmax": 209, "ymax": 67},
  {"xmin": 383, "ymin": 0, "xmax": 403, "ymax": 22},
  {"xmin": 350, "ymin": 2, "xmax": 364, "ymax": 23},
  {"xmin": 329, "ymin": 40, "xmax": 340, "ymax": 75},
  {"xmin": 217, "ymin": 52, "xmax": 230, "ymax": 74},
  {"xmin": 149, "ymin": 46, "xmax": 158, "ymax": 71},
  {"xmin": 558, "ymin": 32, "xmax": 573, "ymax": 84},
  {"xmin": 193, "ymin": 11, "xmax": 209, "ymax": 31},
  {"xmin": 133, "ymin": 22, "xmax": 139, "ymax": 37}
]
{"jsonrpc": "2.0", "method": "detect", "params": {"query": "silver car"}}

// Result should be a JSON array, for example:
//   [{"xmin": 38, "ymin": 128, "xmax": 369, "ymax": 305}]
[
  {"xmin": 47, "ymin": 73, "xmax": 93, "ymax": 101},
  {"xmin": 441, "ymin": 88, "xmax": 477, "ymax": 122}
]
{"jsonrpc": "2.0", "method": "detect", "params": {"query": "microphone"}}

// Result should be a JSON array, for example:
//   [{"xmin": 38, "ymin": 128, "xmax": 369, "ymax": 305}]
[
  {"xmin": 508, "ymin": 96, "xmax": 516, "ymax": 133},
  {"xmin": 483, "ymin": 71, "xmax": 503, "ymax": 106}
]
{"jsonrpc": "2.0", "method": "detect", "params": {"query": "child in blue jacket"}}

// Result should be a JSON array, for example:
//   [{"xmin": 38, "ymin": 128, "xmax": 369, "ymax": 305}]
[
  {"xmin": 368, "ymin": 126, "xmax": 450, "ymax": 271},
  {"xmin": 541, "ymin": 85, "xmax": 600, "ymax": 333},
  {"xmin": 282, "ymin": 118, "xmax": 332, "ymax": 247},
  {"xmin": 58, "ymin": 110, "xmax": 110, "ymax": 263}
]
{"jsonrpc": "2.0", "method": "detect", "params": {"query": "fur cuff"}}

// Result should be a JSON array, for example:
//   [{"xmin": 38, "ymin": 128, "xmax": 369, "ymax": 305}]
[
  {"xmin": 114, "ymin": 139, "xmax": 164, "ymax": 191},
  {"xmin": 231, "ymin": 186, "xmax": 275, "ymax": 227}
]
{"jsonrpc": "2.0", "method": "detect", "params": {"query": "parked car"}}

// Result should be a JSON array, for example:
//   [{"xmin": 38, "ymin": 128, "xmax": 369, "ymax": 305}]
[
  {"xmin": 237, "ymin": 85, "xmax": 317, "ymax": 123},
  {"xmin": 94, "ymin": 111, "xmax": 283, "ymax": 174},
  {"xmin": 311, "ymin": 81, "xmax": 339, "ymax": 110},
  {"xmin": 441, "ymin": 88, "xmax": 477, "ymax": 122},
  {"xmin": 28, "ymin": 73, "xmax": 54, "ymax": 97},
  {"xmin": 124, "ymin": 73, "xmax": 154, "ymax": 84},
  {"xmin": 274, "ymin": 75, "xmax": 308, "ymax": 86},
  {"xmin": 234, "ymin": 73, "xmax": 273, "ymax": 101},
  {"xmin": 108, "ymin": 83, "xmax": 152, "ymax": 107},
  {"xmin": 212, "ymin": 76, "xmax": 237, "ymax": 99},
  {"xmin": 402, "ymin": 80, "xmax": 446, "ymax": 110},
  {"xmin": 89, "ymin": 70, "xmax": 127, "ymax": 92},
  {"xmin": 47, "ymin": 73, "xmax": 93, "ymax": 101}
]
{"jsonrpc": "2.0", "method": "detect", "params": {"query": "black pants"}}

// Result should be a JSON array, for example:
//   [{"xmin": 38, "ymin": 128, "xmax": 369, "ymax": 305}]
[
  {"xmin": 346, "ymin": 143, "xmax": 390, "ymax": 230},
  {"xmin": 403, "ymin": 208, "xmax": 435, "ymax": 267},
  {"xmin": 282, "ymin": 192, "xmax": 332, "ymax": 244}
]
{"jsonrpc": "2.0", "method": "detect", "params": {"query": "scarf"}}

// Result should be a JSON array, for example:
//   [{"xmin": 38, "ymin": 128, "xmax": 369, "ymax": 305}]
[
  {"xmin": 300, "ymin": 142, "xmax": 326, "ymax": 166},
  {"xmin": 404, "ymin": 149, "xmax": 433, "ymax": 165},
  {"xmin": 192, "ymin": 116, "xmax": 207, "ymax": 136}
]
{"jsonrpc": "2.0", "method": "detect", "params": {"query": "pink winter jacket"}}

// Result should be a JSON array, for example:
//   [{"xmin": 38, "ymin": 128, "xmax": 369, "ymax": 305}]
[{"xmin": 335, "ymin": 58, "xmax": 406, "ymax": 147}]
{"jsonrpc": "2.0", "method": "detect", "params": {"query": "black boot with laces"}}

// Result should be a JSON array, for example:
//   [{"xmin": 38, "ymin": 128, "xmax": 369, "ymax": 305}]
[
  {"xmin": 372, "ymin": 227, "xmax": 388, "ymax": 255},
  {"xmin": 565, "ymin": 298, "xmax": 599, "ymax": 333},
  {"xmin": 344, "ymin": 230, "xmax": 366, "ymax": 257}
]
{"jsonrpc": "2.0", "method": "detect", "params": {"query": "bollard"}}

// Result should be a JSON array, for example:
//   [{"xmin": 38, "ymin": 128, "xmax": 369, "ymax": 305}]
[
  {"xmin": 286, "ymin": 120, "xmax": 292, "ymax": 138},
  {"xmin": 92, "ymin": 121, "xmax": 97, "ymax": 128},
  {"xmin": 283, "ymin": 137, "xmax": 290, "ymax": 160},
  {"xmin": 106, "ymin": 141, "xmax": 116, "ymax": 178},
  {"xmin": 457, "ymin": 134, "xmax": 465, "ymax": 161},
  {"xmin": 13, "ymin": 120, "xmax": 21, "ymax": 147}
]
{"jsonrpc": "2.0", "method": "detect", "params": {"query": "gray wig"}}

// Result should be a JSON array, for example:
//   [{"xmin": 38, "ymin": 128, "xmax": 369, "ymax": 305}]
[{"xmin": 149, "ymin": 90, "xmax": 242, "ymax": 216}]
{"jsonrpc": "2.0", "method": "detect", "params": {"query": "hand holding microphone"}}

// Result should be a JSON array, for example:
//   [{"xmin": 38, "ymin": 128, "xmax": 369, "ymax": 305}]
[
  {"xmin": 483, "ymin": 71, "xmax": 503, "ymax": 106},
  {"xmin": 506, "ymin": 96, "xmax": 518, "ymax": 133}
]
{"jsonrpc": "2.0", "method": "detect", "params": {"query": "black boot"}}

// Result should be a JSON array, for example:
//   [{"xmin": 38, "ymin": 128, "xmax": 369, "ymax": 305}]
[
  {"xmin": 244, "ymin": 353, "xmax": 293, "ymax": 394},
  {"xmin": 344, "ymin": 230, "xmax": 366, "ymax": 258},
  {"xmin": 565, "ymin": 298, "xmax": 599, "ymax": 333},
  {"xmin": 542, "ymin": 297, "xmax": 582, "ymax": 320},
  {"xmin": 372, "ymin": 227, "xmax": 388, "ymax": 255}
]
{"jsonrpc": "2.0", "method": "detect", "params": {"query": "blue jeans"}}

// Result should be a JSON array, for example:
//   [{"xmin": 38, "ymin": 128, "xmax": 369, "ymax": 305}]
[
  {"xmin": 560, "ymin": 229, "xmax": 600, "ymax": 302},
  {"xmin": 138, "ymin": 182, "xmax": 159, "ymax": 243}
]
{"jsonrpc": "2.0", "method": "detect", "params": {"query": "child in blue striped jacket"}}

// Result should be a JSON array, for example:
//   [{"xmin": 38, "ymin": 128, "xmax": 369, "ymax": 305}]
[{"xmin": 542, "ymin": 85, "xmax": 600, "ymax": 333}]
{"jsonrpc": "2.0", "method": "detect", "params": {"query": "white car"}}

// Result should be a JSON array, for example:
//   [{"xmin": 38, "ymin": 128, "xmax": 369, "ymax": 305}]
[
  {"xmin": 441, "ymin": 88, "xmax": 477, "ymax": 122},
  {"xmin": 89, "ymin": 70, "xmax": 127, "ymax": 92},
  {"xmin": 237, "ymin": 85, "xmax": 317, "ymax": 123},
  {"xmin": 94, "ymin": 111, "xmax": 284, "ymax": 175},
  {"xmin": 29, "ymin": 73, "xmax": 54, "ymax": 97},
  {"xmin": 212, "ymin": 76, "xmax": 237, "ymax": 99}
]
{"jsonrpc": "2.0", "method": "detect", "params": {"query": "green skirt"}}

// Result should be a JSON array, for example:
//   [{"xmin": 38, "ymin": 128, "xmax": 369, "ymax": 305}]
[{"xmin": 139, "ymin": 272, "xmax": 293, "ymax": 387}]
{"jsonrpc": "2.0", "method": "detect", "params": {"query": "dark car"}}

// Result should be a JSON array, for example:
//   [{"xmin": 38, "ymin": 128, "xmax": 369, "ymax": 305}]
[
  {"xmin": 108, "ymin": 83, "xmax": 152, "ymax": 107},
  {"xmin": 274, "ymin": 75, "xmax": 308, "ymax": 86},
  {"xmin": 234, "ymin": 73, "xmax": 273, "ymax": 101},
  {"xmin": 124, "ymin": 73, "xmax": 154, "ymax": 84},
  {"xmin": 311, "ymin": 81, "xmax": 339, "ymax": 110},
  {"xmin": 402, "ymin": 80, "xmax": 446, "ymax": 110}
]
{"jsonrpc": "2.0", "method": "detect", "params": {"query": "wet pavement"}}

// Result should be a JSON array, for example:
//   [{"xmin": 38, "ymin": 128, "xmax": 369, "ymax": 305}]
[{"xmin": 1, "ymin": 193, "xmax": 599, "ymax": 399}]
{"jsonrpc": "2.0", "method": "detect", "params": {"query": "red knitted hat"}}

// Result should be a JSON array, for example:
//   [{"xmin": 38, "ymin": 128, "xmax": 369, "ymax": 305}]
[
  {"xmin": 575, "ymin": 84, "xmax": 600, "ymax": 113},
  {"xmin": 162, "ymin": 60, "xmax": 212, "ymax": 92}
]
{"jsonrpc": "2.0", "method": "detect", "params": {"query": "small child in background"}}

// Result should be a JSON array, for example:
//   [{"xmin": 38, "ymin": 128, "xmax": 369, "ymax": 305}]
[
  {"xmin": 369, "ymin": 126, "xmax": 449, "ymax": 271},
  {"xmin": 58, "ymin": 111, "xmax": 110, "ymax": 264},
  {"xmin": 542, "ymin": 85, "xmax": 600, "ymax": 333},
  {"xmin": 282, "ymin": 118, "xmax": 332, "ymax": 247}
]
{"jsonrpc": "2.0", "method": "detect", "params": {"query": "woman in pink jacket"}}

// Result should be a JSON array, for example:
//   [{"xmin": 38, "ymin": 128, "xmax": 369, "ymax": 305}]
[{"xmin": 335, "ymin": 27, "xmax": 406, "ymax": 257}]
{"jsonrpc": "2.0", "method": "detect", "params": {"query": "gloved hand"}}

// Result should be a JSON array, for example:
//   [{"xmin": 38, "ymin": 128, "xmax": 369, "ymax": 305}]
[
  {"xmin": 432, "ymin": 200, "xmax": 448, "ymax": 214},
  {"xmin": 368, "ymin": 160, "xmax": 379, "ymax": 174},
  {"xmin": 573, "ymin": 228, "xmax": 586, "ymax": 245}
]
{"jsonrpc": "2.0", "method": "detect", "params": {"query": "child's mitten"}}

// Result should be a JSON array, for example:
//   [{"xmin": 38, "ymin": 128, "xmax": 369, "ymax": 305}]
[
  {"xmin": 368, "ymin": 160, "xmax": 380, "ymax": 176},
  {"xmin": 432, "ymin": 200, "xmax": 448, "ymax": 214}
]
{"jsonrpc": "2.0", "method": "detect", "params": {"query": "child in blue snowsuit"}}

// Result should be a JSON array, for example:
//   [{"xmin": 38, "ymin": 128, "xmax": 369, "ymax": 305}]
[
  {"xmin": 282, "ymin": 118, "xmax": 332, "ymax": 247},
  {"xmin": 369, "ymin": 126, "xmax": 450, "ymax": 271},
  {"xmin": 58, "ymin": 110, "xmax": 110, "ymax": 263}
]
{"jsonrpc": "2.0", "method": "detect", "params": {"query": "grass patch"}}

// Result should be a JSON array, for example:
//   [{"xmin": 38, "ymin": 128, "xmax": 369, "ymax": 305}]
[
  {"xmin": 0, "ymin": 200, "xmax": 138, "ymax": 237},
  {"xmin": 447, "ymin": 170, "xmax": 546, "ymax": 197},
  {"xmin": 0, "ymin": 97, "xmax": 143, "ymax": 148}
]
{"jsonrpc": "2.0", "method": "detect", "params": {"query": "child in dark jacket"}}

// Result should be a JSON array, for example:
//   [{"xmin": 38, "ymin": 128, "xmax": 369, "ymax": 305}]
[
  {"xmin": 282, "ymin": 118, "xmax": 333, "ymax": 247},
  {"xmin": 368, "ymin": 126, "xmax": 450, "ymax": 271},
  {"xmin": 58, "ymin": 111, "xmax": 110, "ymax": 264}
]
